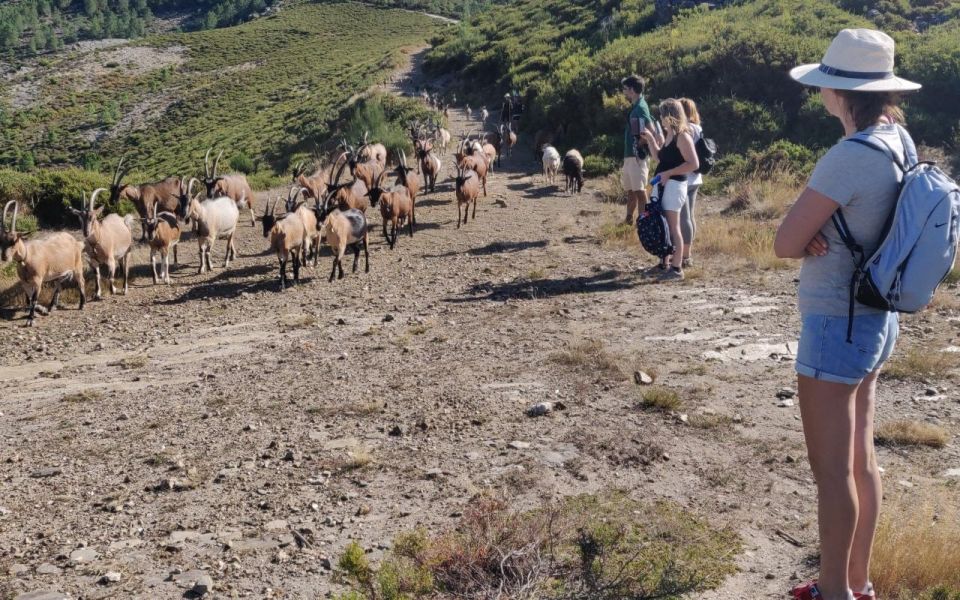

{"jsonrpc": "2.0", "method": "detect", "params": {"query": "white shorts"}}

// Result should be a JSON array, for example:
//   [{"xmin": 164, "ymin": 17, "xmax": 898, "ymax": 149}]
[
  {"xmin": 658, "ymin": 178, "xmax": 688, "ymax": 212},
  {"xmin": 621, "ymin": 158, "xmax": 650, "ymax": 192}
]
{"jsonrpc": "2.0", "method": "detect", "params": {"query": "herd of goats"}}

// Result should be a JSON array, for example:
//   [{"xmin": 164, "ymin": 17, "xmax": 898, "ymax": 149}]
[{"xmin": 0, "ymin": 100, "xmax": 587, "ymax": 327}]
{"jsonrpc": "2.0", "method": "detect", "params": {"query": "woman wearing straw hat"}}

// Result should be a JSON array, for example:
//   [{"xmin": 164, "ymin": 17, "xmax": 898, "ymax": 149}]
[{"xmin": 774, "ymin": 29, "xmax": 921, "ymax": 600}]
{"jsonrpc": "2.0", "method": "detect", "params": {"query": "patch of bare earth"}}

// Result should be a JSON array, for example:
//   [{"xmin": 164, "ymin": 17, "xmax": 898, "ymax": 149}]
[{"xmin": 1, "ymin": 49, "xmax": 958, "ymax": 600}]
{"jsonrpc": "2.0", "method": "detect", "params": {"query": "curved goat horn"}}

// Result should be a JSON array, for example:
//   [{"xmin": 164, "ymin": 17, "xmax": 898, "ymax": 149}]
[
  {"xmin": 330, "ymin": 152, "xmax": 349, "ymax": 187},
  {"xmin": 112, "ymin": 156, "xmax": 126, "ymax": 186},
  {"xmin": 90, "ymin": 188, "xmax": 107, "ymax": 212},
  {"xmin": 213, "ymin": 150, "xmax": 224, "ymax": 178},
  {"xmin": 187, "ymin": 177, "xmax": 200, "ymax": 200},
  {"xmin": 1, "ymin": 200, "xmax": 14, "ymax": 232},
  {"xmin": 204, "ymin": 148, "xmax": 212, "ymax": 178},
  {"xmin": 10, "ymin": 201, "xmax": 18, "ymax": 233}
]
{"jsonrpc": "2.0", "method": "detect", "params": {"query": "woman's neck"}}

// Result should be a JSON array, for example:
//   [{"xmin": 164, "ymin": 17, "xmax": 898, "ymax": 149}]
[{"xmin": 844, "ymin": 115, "xmax": 892, "ymax": 137}]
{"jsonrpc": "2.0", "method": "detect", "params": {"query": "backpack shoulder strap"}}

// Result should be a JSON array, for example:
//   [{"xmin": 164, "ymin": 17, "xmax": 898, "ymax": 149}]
[{"xmin": 846, "ymin": 136, "xmax": 907, "ymax": 173}]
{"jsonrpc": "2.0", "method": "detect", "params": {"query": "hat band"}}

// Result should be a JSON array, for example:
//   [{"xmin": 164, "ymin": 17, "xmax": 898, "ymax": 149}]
[{"xmin": 819, "ymin": 64, "xmax": 894, "ymax": 80}]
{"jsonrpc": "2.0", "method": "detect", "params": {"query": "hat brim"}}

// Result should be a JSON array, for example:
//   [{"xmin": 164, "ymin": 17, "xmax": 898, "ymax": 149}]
[{"xmin": 790, "ymin": 63, "xmax": 921, "ymax": 92}]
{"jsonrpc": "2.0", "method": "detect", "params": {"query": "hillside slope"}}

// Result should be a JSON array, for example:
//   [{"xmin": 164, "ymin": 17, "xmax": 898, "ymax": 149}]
[
  {"xmin": 426, "ymin": 0, "xmax": 960, "ymax": 176},
  {"xmin": 0, "ymin": 2, "xmax": 446, "ymax": 177}
]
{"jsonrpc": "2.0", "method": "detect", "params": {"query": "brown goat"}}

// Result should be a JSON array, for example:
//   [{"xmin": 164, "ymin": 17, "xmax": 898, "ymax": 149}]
[
  {"xmin": 1, "ymin": 201, "xmax": 86, "ymax": 326},
  {"xmin": 292, "ymin": 161, "xmax": 330, "ymax": 203},
  {"xmin": 453, "ymin": 163, "xmax": 481, "ymax": 229},
  {"xmin": 202, "ymin": 148, "xmax": 257, "ymax": 227},
  {"xmin": 367, "ymin": 171, "xmax": 414, "ymax": 250}
]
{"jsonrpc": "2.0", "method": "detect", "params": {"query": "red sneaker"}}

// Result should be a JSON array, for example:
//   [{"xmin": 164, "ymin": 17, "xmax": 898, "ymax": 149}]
[{"xmin": 792, "ymin": 581, "xmax": 824, "ymax": 599}]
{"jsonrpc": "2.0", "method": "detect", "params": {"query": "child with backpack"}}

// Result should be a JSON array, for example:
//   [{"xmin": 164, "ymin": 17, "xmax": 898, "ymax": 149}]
[
  {"xmin": 775, "ymin": 29, "xmax": 958, "ymax": 600},
  {"xmin": 638, "ymin": 99, "xmax": 700, "ymax": 281}
]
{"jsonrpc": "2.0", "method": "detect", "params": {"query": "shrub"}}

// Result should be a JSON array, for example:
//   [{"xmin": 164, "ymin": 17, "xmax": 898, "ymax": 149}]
[
  {"xmin": 338, "ymin": 491, "xmax": 740, "ymax": 600},
  {"xmin": 583, "ymin": 154, "xmax": 618, "ymax": 177},
  {"xmin": 640, "ymin": 387, "xmax": 682, "ymax": 412},
  {"xmin": 229, "ymin": 152, "xmax": 255, "ymax": 174},
  {"xmin": 875, "ymin": 420, "xmax": 950, "ymax": 449}
]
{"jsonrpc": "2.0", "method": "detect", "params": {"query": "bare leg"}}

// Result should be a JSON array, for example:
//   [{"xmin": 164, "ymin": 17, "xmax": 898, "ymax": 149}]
[
  {"xmin": 664, "ymin": 210, "xmax": 684, "ymax": 270},
  {"xmin": 799, "ymin": 375, "xmax": 859, "ymax": 600},
  {"xmin": 849, "ymin": 370, "xmax": 882, "ymax": 593}
]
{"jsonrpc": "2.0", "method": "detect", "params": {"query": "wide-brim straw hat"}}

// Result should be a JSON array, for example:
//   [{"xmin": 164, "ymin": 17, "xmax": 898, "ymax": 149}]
[{"xmin": 790, "ymin": 28, "xmax": 920, "ymax": 92}]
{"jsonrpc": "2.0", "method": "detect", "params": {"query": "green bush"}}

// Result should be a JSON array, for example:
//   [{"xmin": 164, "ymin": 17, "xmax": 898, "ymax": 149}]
[
  {"xmin": 0, "ymin": 167, "xmax": 135, "ymax": 228},
  {"xmin": 229, "ymin": 152, "xmax": 255, "ymax": 174},
  {"xmin": 583, "ymin": 154, "xmax": 618, "ymax": 177}
]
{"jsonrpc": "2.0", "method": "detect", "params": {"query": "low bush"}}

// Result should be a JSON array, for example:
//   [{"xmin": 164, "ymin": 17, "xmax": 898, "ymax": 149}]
[
  {"xmin": 0, "ymin": 167, "xmax": 135, "ymax": 228},
  {"xmin": 337, "ymin": 491, "xmax": 740, "ymax": 600},
  {"xmin": 583, "ymin": 154, "xmax": 619, "ymax": 178}
]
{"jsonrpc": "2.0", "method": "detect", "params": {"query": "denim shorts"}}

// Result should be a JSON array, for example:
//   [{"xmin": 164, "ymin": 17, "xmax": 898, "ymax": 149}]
[{"xmin": 795, "ymin": 312, "xmax": 899, "ymax": 385}]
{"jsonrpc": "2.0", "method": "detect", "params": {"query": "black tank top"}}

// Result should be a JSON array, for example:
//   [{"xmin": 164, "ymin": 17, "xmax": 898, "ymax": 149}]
[{"xmin": 654, "ymin": 136, "xmax": 688, "ymax": 182}]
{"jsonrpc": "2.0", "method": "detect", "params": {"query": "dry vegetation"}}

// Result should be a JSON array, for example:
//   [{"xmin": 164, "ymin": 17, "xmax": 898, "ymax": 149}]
[
  {"xmin": 639, "ymin": 387, "xmax": 682, "ymax": 412},
  {"xmin": 336, "ymin": 492, "xmax": 740, "ymax": 600},
  {"xmin": 875, "ymin": 420, "xmax": 951, "ymax": 449},
  {"xmin": 549, "ymin": 338, "xmax": 625, "ymax": 380},
  {"xmin": 884, "ymin": 347, "xmax": 960, "ymax": 381},
  {"xmin": 873, "ymin": 489, "xmax": 960, "ymax": 599}
]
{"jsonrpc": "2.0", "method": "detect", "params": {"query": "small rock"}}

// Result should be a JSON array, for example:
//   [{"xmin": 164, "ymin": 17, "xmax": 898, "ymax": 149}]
[
  {"xmin": 99, "ymin": 571, "xmax": 122, "ymax": 584},
  {"xmin": 634, "ymin": 370, "xmax": 654, "ymax": 385},
  {"xmin": 508, "ymin": 441, "xmax": 530, "ymax": 450},
  {"xmin": 243, "ymin": 424, "xmax": 257, "ymax": 432},
  {"xmin": 264, "ymin": 519, "xmax": 288, "ymax": 531},
  {"xmin": 732, "ymin": 414, "xmax": 744, "ymax": 423},
  {"xmin": 193, "ymin": 574, "xmax": 214, "ymax": 596},
  {"xmin": 388, "ymin": 425, "xmax": 403, "ymax": 437},
  {"xmin": 677, "ymin": 413, "xmax": 689, "ymax": 424},
  {"xmin": 897, "ymin": 480, "xmax": 914, "ymax": 489},
  {"xmin": 282, "ymin": 449, "xmax": 296, "ymax": 462},
  {"xmin": 925, "ymin": 387, "xmax": 939, "ymax": 396},
  {"xmin": 702, "ymin": 408, "xmax": 717, "ymax": 416},
  {"xmin": 942, "ymin": 468, "xmax": 960, "ymax": 478},
  {"xmin": 776, "ymin": 388, "xmax": 797, "ymax": 399},
  {"xmin": 425, "ymin": 468, "xmax": 445, "ymax": 480},
  {"xmin": 383, "ymin": 314, "xmax": 395, "ymax": 322},
  {"xmin": 526, "ymin": 402, "xmax": 554, "ymax": 417},
  {"xmin": 356, "ymin": 504, "xmax": 371, "ymax": 516},
  {"xmin": 777, "ymin": 399, "xmax": 795, "ymax": 408},
  {"xmin": 36, "ymin": 563, "xmax": 61, "ymax": 575},
  {"xmin": 785, "ymin": 455, "xmax": 798, "ymax": 464},
  {"xmin": 765, "ymin": 573, "xmax": 776, "ymax": 580},
  {"xmin": 337, "ymin": 318, "xmax": 347, "ymax": 325},
  {"xmin": 69, "ymin": 547, "xmax": 97, "ymax": 564}
]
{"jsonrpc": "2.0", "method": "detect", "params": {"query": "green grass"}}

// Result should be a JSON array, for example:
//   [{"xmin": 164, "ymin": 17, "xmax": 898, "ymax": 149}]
[{"xmin": 2, "ymin": 3, "xmax": 444, "ymax": 177}]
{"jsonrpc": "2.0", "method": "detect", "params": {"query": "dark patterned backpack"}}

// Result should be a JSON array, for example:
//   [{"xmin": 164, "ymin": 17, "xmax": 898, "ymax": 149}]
[{"xmin": 636, "ymin": 188, "xmax": 674, "ymax": 258}]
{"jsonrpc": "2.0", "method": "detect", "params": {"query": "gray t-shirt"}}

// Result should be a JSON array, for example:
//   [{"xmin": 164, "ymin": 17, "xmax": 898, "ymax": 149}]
[{"xmin": 798, "ymin": 124, "xmax": 907, "ymax": 316}]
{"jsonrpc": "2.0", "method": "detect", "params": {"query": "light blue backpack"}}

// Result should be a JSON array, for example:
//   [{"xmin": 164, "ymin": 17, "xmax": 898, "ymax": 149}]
[{"xmin": 833, "ymin": 125, "xmax": 960, "ymax": 342}]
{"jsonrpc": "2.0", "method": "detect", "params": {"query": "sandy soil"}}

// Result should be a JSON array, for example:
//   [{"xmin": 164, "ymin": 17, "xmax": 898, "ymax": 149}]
[{"xmin": 1, "ymin": 49, "xmax": 958, "ymax": 600}]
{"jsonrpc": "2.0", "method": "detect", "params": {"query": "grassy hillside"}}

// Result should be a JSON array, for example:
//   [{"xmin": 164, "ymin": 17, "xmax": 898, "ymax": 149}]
[
  {"xmin": 426, "ymin": 0, "xmax": 960, "ymax": 179},
  {"xmin": 0, "ymin": 2, "xmax": 443, "ymax": 176},
  {"xmin": 0, "ymin": 0, "xmax": 281, "ymax": 57}
]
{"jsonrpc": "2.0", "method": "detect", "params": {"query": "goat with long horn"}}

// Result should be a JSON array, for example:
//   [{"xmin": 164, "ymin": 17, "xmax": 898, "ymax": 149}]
[
  {"xmin": 202, "ymin": 147, "xmax": 257, "ymax": 227},
  {"xmin": 1, "ymin": 201, "xmax": 87, "ymax": 326},
  {"xmin": 71, "ymin": 188, "xmax": 135, "ymax": 299}
]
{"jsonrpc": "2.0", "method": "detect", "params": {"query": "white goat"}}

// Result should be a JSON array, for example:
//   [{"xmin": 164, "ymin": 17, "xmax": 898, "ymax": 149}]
[
  {"xmin": 542, "ymin": 145, "xmax": 562, "ymax": 185},
  {"xmin": 70, "ymin": 188, "xmax": 134, "ymax": 299},
  {"xmin": 1, "ymin": 201, "xmax": 86, "ymax": 326},
  {"xmin": 181, "ymin": 188, "xmax": 240, "ymax": 274}
]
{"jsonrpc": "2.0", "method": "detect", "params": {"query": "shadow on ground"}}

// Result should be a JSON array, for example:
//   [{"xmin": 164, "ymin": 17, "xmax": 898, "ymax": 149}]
[{"xmin": 445, "ymin": 269, "xmax": 638, "ymax": 302}]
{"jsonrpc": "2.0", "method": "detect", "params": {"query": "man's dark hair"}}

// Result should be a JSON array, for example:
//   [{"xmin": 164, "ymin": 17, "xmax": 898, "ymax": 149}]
[{"xmin": 621, "ymin": 75, "xmax": 646, "ymax": 95}]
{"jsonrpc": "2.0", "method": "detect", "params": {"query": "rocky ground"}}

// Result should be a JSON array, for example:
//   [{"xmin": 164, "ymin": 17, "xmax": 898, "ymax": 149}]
[{"xmin": 1, "ymin": 50, "xmax": 958, "ymax": 600}]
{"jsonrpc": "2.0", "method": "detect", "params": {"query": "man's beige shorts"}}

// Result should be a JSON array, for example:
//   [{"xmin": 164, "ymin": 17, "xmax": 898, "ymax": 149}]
[{"xmin": 621, "ymin": 157, "xmax": 650, "ymax": 192}]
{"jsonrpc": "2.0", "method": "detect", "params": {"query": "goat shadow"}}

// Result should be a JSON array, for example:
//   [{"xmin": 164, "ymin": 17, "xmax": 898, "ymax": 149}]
[
  {"xmin": 423, "ymin": 239, "xmax": 548, "ymax": 259},
  {"xmin": 445, "ymin": 270, "xmax": 638, "ymax": 303}
]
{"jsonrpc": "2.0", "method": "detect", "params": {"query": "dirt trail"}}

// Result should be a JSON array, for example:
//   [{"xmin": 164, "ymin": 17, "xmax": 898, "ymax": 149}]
[{"xmin": 1, "ymin": 48, "xmax": 957, "ymax": 600}]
